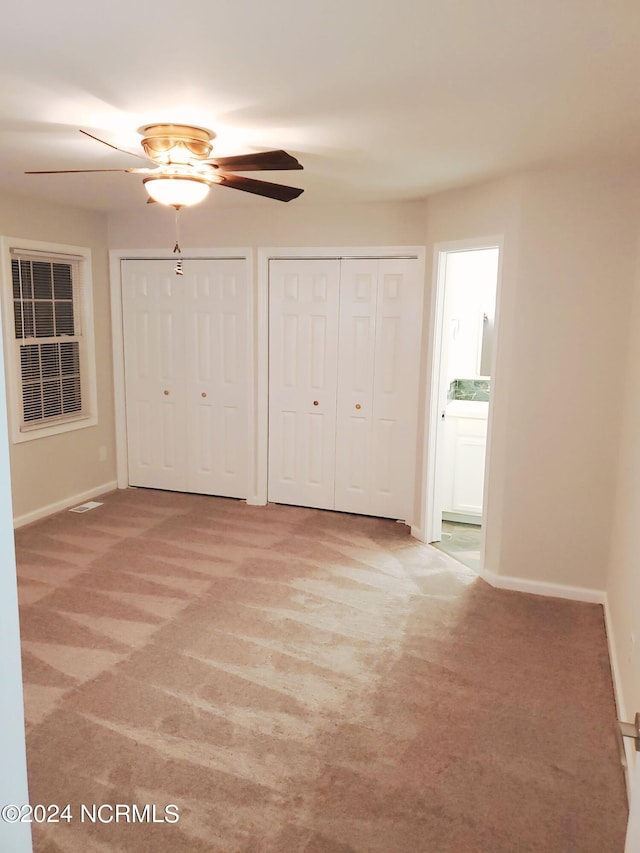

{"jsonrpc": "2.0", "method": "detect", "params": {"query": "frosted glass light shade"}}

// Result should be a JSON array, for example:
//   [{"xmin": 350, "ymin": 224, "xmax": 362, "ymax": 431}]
[{"xmin": 143, "ymin": 176, "xmax": 210, "ymax": 206}]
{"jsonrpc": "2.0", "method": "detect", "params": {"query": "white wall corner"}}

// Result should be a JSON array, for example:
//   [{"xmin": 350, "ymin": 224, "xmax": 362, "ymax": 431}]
[{"xmin": 13, "ymin": 480, "xmax": 118, "ymax": 529}]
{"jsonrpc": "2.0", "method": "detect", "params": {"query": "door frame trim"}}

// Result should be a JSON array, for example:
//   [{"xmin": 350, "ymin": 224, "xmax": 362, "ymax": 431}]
[
  {"xmin": 256, "ymin": 246, "xmax": 427, "ymax": 510},
  {"xmin": 109, "ymin": 248, "xmax": 253, "ymax": 495},
  {"xmin": 414, "ymin": 236, "xmax": 505, "ymax": 562}
]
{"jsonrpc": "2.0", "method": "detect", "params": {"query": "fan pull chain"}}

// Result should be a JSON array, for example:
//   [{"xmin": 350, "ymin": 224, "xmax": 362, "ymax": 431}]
[{"xmin": 173, "ymin": 206, "xmax": 183, "ymax": 276}]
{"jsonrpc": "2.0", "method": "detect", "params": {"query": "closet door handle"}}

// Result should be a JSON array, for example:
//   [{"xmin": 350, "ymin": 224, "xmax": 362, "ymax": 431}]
[
  {"xmin": 163, "ymin": 390, "xmax": 170, "ymax": 396},
  {"xmin": 313, "ymin": 400, "xmax": 319, "ymax": 406},
  {"xmin": 201, "ymin": 392, "xmax": 207, "ymax": 398},
  {"xmin": 355, "ymin": 403, "xmax": 361, "ymax": 410}
]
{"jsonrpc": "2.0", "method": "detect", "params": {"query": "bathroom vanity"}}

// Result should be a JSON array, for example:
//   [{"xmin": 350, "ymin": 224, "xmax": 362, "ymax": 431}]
[{"xmin": 441, "ymin": 398, "xmax": 488, "ymax": 522}]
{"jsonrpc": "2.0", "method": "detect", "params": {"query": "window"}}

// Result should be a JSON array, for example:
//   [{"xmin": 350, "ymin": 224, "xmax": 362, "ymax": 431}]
[{"xmin": 1, "ymin": 238, "xmax": 97, "ymax": 442}]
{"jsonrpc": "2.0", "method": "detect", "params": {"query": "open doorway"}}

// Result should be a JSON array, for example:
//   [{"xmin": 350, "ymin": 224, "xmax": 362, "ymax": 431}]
[{"xmin": 426, "ymin": 242, "xmax": 500, "ymax": 571}]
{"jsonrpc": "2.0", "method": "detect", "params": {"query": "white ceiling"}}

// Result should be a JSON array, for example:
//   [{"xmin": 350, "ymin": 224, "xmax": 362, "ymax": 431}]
[{"xmin": 2, "ymin": 0, "xmax": 640, "ymax": 212}]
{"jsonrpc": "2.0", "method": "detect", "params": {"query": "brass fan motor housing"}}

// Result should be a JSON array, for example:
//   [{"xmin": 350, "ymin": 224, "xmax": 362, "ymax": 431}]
[{"xmin": 139, "ymin": 124, "xmax": 216, "ymax": 164}]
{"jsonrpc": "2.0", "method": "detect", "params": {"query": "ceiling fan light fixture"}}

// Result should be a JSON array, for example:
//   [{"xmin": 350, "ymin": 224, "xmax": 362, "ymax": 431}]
[
  {"xmin": 26, "ymin": 124, "xmax": 304, "ymax": 205},
  {"xmin": 143, "ymin": 175, "xmax": 210, "ymax": 207}
]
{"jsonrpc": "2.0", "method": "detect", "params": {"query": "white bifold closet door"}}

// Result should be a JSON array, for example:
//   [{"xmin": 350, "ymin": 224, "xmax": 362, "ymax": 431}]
[
  {"xmin": 122, "ymin": 258, "xmax": 248, "ymax": 498},
  {"xmin": 268, "ymin": 259, "xmax": 340, "ymax": 509},
  {"xmin": 334, "ymin": 258, "xmax": 422, "ymax": 518},
  {"xmin": 268, "ymin": 257, "xmax": 422, "ymax": 520}
]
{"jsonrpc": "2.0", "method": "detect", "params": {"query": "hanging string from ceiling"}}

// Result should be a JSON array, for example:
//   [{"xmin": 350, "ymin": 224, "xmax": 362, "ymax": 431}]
[{"xmin": 173, "ymin": 206, "xmax": 183, "ymax": 276}]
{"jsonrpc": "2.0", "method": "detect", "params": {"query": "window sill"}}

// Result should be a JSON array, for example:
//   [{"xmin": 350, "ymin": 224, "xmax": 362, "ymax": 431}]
[{"xmin": 13, "ymin": 413, "xmax": 98, "ymax": 444}]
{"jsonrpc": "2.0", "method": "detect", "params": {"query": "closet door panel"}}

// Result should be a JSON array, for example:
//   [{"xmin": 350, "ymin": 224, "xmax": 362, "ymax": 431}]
[
  {"xmin": 334, "ymin": 259, "xmax": 422, "ymax": 519},
  {"xmin": 267, "ymin": 255, "xmax": 422, "ymax": 521},
  {"xmin": 369, "ymin": 260, "xmax": 423, "ymax": 519},
  {"xmin": 122, "ymin": 261, "xmax": 188, "ymax": 491},
  {"xmin": 268, "ymin": 259, "xmax": 340, "ymax": 509},
  {"xmin": 122, "ymin": 258, "xmax": 249, "ymax": 499},
  {"xmin": 334, "ymin": 261, "xmax": 378, "ymax": 513},
  {"xmin": 186, "ymin": 260, "xmax": 248, "ymax": 498}
]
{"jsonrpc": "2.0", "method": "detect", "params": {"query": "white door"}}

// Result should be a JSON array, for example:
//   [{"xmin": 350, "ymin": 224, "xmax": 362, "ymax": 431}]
[
  {"xmin": 334, "ymin": 259, "xmax": 422, "ymax": 520},
  {"xmin": 185, "ymin": 261, "xmax": 249, "ymax": 498},
  {"xmin": 122, "ymin": 258, "xmax": 249, "ymax": 498},
  {"xmin": 268, "ymin": 259, "xmax": 340, "ymax": 509},
  {"xmin": 123, "ymin": 260, "xmax": 188, "ymax": 491}
]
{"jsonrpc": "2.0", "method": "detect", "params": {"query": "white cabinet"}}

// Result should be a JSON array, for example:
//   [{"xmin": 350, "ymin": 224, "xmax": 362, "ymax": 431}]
[
  {"xmin": 268, "ymin": 257, "xmax": 422, "ymax": 520},
  {"xmin": 122, "ymin": 258, "xmax": 249, "ymax": 499},
  {"xmin": 442, "ymin": 402, "xmax": 488, "ymax": 520}
]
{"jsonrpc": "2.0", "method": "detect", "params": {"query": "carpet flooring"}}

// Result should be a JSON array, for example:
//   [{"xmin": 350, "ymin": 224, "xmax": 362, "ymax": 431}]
[{"xmin": 14, "ymin": 488, "xmax": 627, "ymax": 852}]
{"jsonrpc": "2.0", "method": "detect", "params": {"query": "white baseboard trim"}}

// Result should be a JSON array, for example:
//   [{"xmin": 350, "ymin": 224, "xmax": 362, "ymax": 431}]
[
  {"xmin": 480, "ymin": 566, "xmax": 606, "ymax": 604},
  {"xmin": 13, "ymin": 481, "xmax": 118, "ymax": 529},
  {"xmin": 603, "ymin": 594, "xmax": 636, "ymax": 806}
]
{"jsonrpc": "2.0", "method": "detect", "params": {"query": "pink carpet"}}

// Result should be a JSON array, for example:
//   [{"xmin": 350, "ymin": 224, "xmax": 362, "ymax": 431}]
[{"xmin": 14, "ymin": 488, "xmax": 627, "ymax": 851}]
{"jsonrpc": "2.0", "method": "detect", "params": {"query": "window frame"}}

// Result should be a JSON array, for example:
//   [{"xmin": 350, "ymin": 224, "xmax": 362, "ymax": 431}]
[{"xmin": 0, "ymin": 237, "xmax": 98, "ymax": 443}]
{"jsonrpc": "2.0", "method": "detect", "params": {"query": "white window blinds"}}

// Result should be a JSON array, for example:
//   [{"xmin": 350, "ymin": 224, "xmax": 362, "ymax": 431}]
[{"xmin": 11, "ymin": 253, "xmax": 84, "ymax": 428}]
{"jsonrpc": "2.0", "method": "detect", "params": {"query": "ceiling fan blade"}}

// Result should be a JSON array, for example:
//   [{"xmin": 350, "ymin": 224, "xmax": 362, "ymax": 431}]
[
  {"xmin": 209, "ymin": 150, "xmax": 303, "ymax": 172},
  {"xmin": 79, "ymin": 129, "xmax": 150, "ymax": 162},
  {"xmin": 217, "ymin": 174, "xmax": 303, "ymax": 202},
  {"xmin": 25, "ymin": 167, "xmax": 152, "ymax": 175},
  {"xmin": 25, "ymin": 168, "xmax": 131, "ymax": 174}
]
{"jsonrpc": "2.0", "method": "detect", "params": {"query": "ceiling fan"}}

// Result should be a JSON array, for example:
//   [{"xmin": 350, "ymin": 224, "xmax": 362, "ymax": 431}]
[{"xmin": 25, "ymin": 124, "xmax": 304, "ymax": 206}]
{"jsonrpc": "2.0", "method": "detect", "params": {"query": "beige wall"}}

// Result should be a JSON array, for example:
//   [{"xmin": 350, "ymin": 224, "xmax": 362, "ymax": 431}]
[
  {"xmin": 501, "ymin": 167, "xmax": 640, "ymax": 591},
  {"xmin": 420, "ymin": 176, "xmax": 524, "ymax": 576},
  {"xmin": 0, "ymin": 192, "xmax": 116, "ymax": 521},
  {"xmin": 425, "ymin": 167, "xmax": 640, "ymax": 593},
  {"xmin": 107, "ymin": 199, "xmax": 429, "ymax": 250}
]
